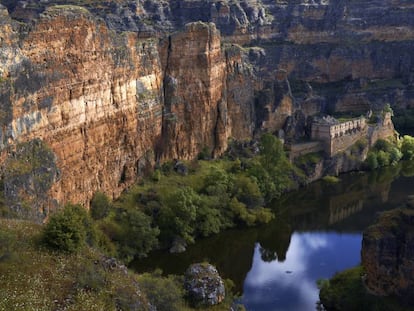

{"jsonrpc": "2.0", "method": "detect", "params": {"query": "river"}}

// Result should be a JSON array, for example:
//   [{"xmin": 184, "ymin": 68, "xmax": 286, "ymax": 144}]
[{"xmin": 131, "ymin": 162, "xmax": 414, "ymax": 310}]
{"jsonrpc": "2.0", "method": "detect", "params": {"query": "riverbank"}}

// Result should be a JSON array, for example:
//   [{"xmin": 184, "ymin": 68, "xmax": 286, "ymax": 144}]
[{"xmin": 0, "ymin": 218, "xmax": 239, "ymax": 311}]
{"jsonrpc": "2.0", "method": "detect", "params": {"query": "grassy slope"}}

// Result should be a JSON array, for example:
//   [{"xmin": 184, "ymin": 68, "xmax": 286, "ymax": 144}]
[{"xmin": 0, "ymin": 218, "xmax": 236, "ymax": 311}]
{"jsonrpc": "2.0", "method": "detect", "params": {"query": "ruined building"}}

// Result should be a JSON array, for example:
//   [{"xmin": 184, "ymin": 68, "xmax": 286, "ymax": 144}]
[{"xmin": 311, "ymin": 112, "xmax": 394, "ymax": 156}]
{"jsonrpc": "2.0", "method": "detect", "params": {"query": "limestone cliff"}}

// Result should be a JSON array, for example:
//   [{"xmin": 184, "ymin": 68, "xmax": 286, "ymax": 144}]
[
  {"xmin": 362, "ymin": 208, "xmax": 414, "ymax": 305},
  {"xmin": 0, "ymin": 5, "xmax": 260, "ymax": 217},
  {"xmin": 1, "ymin": 5, "xmax": 165, "ymax": 211},
  {"xmin": 0, "ymin": 0, "xmax": 412, "ymax": 218},
  {"xmin": 159, "ymin": 22, "xmax": 227, "ymax": 159}
]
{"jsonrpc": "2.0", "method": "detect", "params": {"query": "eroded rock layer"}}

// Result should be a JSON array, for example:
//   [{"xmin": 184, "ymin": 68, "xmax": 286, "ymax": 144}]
[
  {"xmin": 1, "ymin": 6, "xmax": 165, "ymax": 209},
  {"xmin": 0, "ymin": 0, "xmax": 412, "ymax": 216}
]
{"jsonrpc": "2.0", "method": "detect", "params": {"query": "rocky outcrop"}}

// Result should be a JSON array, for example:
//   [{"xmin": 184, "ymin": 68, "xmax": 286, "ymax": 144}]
[
  {"xmin": 184, "ymin": 263, "xmax": 225, "ymax": 307},
  {"xmin": 362, "ymin": 208, "xmax": 414, "ymax": 304}
]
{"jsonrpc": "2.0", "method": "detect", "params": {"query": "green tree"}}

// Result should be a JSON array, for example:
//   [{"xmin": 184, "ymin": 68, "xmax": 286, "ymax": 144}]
[
  {"xmin": 90, "ymin": 191, "xmax": 111, "ymax": 220},
  {"xmin": 138, "ymin": 271, "xmax": 184, "ymax": 311},
  {"xmin": 42, "ymin": 203, "xmax": 95, "ymax": 253},
  {"xmin": 389, "ymin": 147, "xmax": 402, "ymax": 165},
  {"xmin": 233, "ymin": 174, "xmax": 263, "ymax": 209},
  {"xmin": 158, "ymin": 187, "xmax": 199, "ymax": 244},
  {"xmin": 114, "ymin": 208, "xmax": 160, "ymax": 262},
  {"xmin": 195, "ymin": 196, "xmax": 223, "ymax": 237},
  {"xmin": 366, "ymin": 152, "xmax": 378, "ymax": 170},
  {"xmin": 377, "ymin": 150, "xmax": 390, "ymax": 167},
  {"xmin": 203, "ymin": 167, "xmax": 232, "ymax": 196},
  {"xmin": 259, "ymin": 133, "xmax": 285, "ymax": 171},
  {"xmin": 401, "ymin": 135, "xmax": 414, "ymax": 160}
]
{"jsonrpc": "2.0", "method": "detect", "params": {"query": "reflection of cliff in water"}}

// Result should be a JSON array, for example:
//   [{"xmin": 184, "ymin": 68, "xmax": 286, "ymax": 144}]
[
  {"xmin": 275, "ymin": 166, "xmax": 402, "ymax": 232},
  {"xmin": 132, "ymin": 166, "xmax": 411, "ymax": 293}
]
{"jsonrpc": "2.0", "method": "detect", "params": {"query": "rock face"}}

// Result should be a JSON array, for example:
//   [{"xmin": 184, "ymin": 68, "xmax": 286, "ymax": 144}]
[
  {"xmin": 362, "ymin": 208, "xmax": 414, "ymax": 304},
  {"xmin": 0, "ymin": 6, "xmax": 164, "ymax": 209},
  {"xmin": 184, "ymin": 263, "xmax": 225, "ymax": 306},
  {"xmin": 160, "ymin": 22, "xmax": 227, "ymax": 159},
  {"xmin": 0, "ymin": 0, "xmax": 411, "ymax": 217},
  {"xmin": 0, "ymin": 6, "xmax": 261, "ymax": 213}
]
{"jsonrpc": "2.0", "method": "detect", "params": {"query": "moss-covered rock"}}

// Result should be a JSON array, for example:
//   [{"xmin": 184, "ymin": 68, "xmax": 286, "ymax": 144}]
[
  {"xmin": 1, "ymin": 139, "xmax": 59, "ymax": 221},
  {"xmin": 184, "ymin": 263, "xmax": 225, "ymax": 307},
  {"xmin": 362, "ymin": 208, "xmax": 414, "ymax": 305}
]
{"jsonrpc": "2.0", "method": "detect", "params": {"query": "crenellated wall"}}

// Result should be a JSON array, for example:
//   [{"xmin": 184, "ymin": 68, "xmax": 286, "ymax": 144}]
[
  {"xmin": 312, "ymin": 116, "xmax": 368, "ymax": 156},
  {"xmin": 311, "ymin": 112, "xmax": 394, "ymax": 156}
]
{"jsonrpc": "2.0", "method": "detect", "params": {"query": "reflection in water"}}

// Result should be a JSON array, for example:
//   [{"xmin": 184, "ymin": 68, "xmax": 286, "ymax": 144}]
[
  {"xmin": 242, "ymin": 233, "xmax": 361, "ymax": 311},
  {"xmin": 132, "ymin": 165, "xmax": 414, "ymax": 310}
]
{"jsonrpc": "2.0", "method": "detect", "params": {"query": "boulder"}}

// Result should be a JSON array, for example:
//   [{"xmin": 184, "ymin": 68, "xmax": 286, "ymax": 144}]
[{"xmin": 184, "ymin": 263, "xmax": 225, "ymax": 306}]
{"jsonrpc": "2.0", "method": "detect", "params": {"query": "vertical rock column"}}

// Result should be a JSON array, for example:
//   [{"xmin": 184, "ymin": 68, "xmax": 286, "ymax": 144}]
[{"xmin": 160, "ymin": 22, "xmax": 227, "ymax": 160}]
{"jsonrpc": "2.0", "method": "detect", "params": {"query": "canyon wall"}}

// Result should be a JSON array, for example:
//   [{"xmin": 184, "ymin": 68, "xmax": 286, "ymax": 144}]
[
  {"xmin": 0, "ymin": 0, "xmax": 413, "ymax": 218},
  {"xmin": 0, "ymin": 4, "xmax": 260, "ymax": 218},
  {"xmin": 0, "ymin": 5, "xmax": 165, "ymax": 213}
]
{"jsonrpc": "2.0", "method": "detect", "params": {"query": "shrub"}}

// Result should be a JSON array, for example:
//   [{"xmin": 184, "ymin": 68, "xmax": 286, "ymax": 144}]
[
  {"xmin": 138, "ymin": 271, "xmax": 184, "ymax": 311},
  {"xmin": 76, "ymin": 261, "xmax": 106, "ymax": 292},
  {"xmin": 366, "ymin": 152, "xmax": 378, "ymax": 170},
  {"xmin": 401, "ymin": 135, "xmax": 414, "ymax": 160},
  {"xmin": 0, "ymin": 229, "xmax": 16, "ymax": 261},
  {"xmin": 42, "ymin": 203, "xmax": 95, "ymax": 253},
  {"xmin": 114, "ymin": 208, "xmax": 160, "ymax": 262},
  {"xmin": 322, "ymin": 176, "xmax": 340, "ymax": 183},
  {"xmin": 197, "ymin": 146, "xmax": 211, "ymax": 160},
  {"xmin": 151, "ymin": 169, "xmax": 161, "ymax": 182},
  {"xmin": 377, "ymin": 150, "xmax": 390, "ymax": 167},
  {"xmin": 90, "ymin": 192, "xmax": 111, "ymax": 220}
]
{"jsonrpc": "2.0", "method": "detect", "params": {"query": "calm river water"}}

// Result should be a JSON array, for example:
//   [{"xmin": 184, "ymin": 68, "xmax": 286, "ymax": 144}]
[{"xmin": 132, "ymin": 163, "xmax": 414, "ymax": 310}]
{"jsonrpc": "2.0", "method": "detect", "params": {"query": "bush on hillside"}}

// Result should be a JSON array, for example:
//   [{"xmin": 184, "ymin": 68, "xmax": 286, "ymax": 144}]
[
  {"xmin": 113, "ymin": 208, "xmax": 160, "ymax": 262},
  {"xmin": 42, "ymin": 203, "xmax": 96, "ymax": 253},
  {"xmin": 90, "ymin": 191, "xmax": 112, "ymax": 220},
  {"xmin": 138, "ymin": 271, "xmax": 184, "ymax": 311}
]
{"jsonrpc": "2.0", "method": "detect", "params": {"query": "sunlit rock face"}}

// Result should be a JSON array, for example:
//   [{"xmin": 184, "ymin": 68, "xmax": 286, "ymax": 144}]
[
  {"xmin": 159, "ymin": 22, "xmax": 227, "ymax": 160},
  {"xmin": 1, "ymin": 0, "xmax": 412, "ymax": 216},
  {"xmin": 0, "ymin": 6, "xmax": 259, "ymax": 213},
  {"xmin": 362, "ymin": 208, "xmax": 414, "ymax": 305},
  {"xmin": 0, "ymin": 6, "xmax": 164, "ymax": 208}
]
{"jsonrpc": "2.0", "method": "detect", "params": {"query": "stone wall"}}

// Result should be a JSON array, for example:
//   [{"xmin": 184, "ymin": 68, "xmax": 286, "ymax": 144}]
[
  {"xmin": 311, "ymin": 116, "xmax": 368, "ymax": 156},
  {"xmin": 288, "ymin": 141, "xmax": 323, "ymax": 160},
  {"xmin": 368, "ymin": 112, "xmax": 396, "ymax": 146}
]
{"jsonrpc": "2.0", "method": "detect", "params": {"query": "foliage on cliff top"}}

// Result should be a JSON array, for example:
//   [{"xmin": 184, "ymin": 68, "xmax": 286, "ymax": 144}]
[{"xmin": 319, "ymin": 266, "xmax": 411, "ymax": 311}]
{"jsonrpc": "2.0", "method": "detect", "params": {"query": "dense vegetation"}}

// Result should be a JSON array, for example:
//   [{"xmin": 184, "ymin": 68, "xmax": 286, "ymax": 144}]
[
  {"xmin": 0, "ymin": 219, "xmax": 239, "ymax": 311},
  {"xmin": 319, "ymin": 266, "xmax": 412, "ymax": 311},
  {"xmin": 3, "ymin": 130, "xmax": 414, "ymax": 310},
  {"xmin": 44, "ymin": 134, "xmax": 297, "ymax": 263},
  {"xmin": 365, "ymin": 135, "xmax": 414, "ymax": 170}
]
